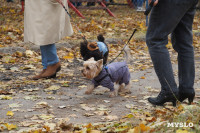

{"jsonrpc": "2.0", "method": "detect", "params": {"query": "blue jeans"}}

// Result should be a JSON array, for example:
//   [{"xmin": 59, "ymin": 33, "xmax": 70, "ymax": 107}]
[
  {"xmin": 146, "ymin": 0, "xmax": 198, "ymax": 94},
  {"xmin": 40, "ymin": 44, "xmax": 59, "ymax": 69},
  {"xmin": 137, "ymin": 0, "xmax": 144, "ymax": 7}
]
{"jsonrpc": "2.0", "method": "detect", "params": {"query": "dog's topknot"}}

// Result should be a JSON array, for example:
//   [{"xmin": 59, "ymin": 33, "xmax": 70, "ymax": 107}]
[
  {"xmin": 87, "ymin": 42, "xmax": 98, "ymax": 51},
  {"xmin": 97, "ymin": 34, "xmax": 105, "ymax": 42}
]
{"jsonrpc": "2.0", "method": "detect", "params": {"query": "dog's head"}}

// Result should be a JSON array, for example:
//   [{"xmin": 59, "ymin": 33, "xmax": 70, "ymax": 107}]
[{"xmin": 82, "ymin": 58, "xmax": 103, "ymax": 79}]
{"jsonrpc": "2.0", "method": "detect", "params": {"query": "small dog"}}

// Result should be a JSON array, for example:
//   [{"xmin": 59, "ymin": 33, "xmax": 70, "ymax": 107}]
[
  {"xmin": 80, "ymin": 35, "xmax": 109, "ymax": 65},
  {"xmin": 82, "ymin": 47, "xmax": 131, "ymax": 97}
]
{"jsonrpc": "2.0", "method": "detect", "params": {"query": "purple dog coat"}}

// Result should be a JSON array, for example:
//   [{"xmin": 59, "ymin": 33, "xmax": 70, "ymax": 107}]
[{"xmin": 92, "ymin": 62, "xmax": 130, "ymax": 91}]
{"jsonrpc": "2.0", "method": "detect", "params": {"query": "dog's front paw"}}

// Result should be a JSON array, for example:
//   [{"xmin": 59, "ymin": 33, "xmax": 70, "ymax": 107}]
[
  {"xmin": 109, "ymin": 91, "xmax": 117, "ymax": 98},
  {"xmin": 85, "ymin": 84, "xmax": 95, "ymax": 95},
  {"xmin": 85, "ymin": 90, "xmax": 93, "ymax": 95}
]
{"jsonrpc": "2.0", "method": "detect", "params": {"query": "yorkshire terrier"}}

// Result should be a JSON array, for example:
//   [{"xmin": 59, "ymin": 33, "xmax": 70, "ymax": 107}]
[
  {"xmin": 81, "ymin": 47, "xmax": 131, "ymax": 97},
  {"xmin": 80, "ymin": 35, "xmax": 109, "ymax": 65}
]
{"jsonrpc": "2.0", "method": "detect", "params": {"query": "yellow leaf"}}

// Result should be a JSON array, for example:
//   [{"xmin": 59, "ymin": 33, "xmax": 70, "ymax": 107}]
[
  {"xmin": 176, "ymin": 129, "xmax": 189, "ymax": 133},
  {"xmin": 78, "ymin": 85, "xmax": 87, "ymax": 88},
  {"xmin": 10, "ymin": 9, "xmax": 15, "ymax": 13},
  {"xmin": 139, "ymin": 124, "xmax": 150, "ymax": 132},
  {"xmin": 38, "ymin": 114, "xmax": 54, "ymax": 120},
  {"xmin": 0, "ymin": 95, "xmax": 12, "ymax": 100},
  {"xmin": 45, "ymin": 85, "xmax": 60, "ymax": 91},
  {"xmin": 91, "ymin": 20, "xmax": 96, "ymax": 25},
  {"xmin": 63, "ymin": 55, "xmax": 73, "ymax": 59},
  {"xmin": 4, "ymin": 123, "xmax": 17, "ymax": 130},
  {"xmin": 134, "ymin": 126, "xmax": 140, "ymax": 133},
  {"xmin": 140, "ymin": 76, "xmax": 146, "ymax": 79},
  {"xmin": 178, "ymin": 104, "xmax": 184, "ymax": 111},
  {"xmin": 132, "ymin": 79, "xmax": 139, "ymax": 82},
  {"xmin": 15, "ymin": 51, "xmax": 23, "ymax": 57},
  {"xmin": 134, "ymin": 124, "xmax": 150, "ymax": 133},
  {"xmin": 6, "ymin": 111, "xmax": 14, "ymax": 116}
]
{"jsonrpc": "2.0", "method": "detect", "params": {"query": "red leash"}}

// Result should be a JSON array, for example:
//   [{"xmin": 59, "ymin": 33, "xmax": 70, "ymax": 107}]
[{"xmin": 56, "ymin": 0, "xmax": 87, "ymax": 42}]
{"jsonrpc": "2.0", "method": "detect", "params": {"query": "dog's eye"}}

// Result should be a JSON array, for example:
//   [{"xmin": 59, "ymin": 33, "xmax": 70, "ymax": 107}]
[{"xmin": 86, "ymin": 66, "xmax": 90, "ymax": 70}]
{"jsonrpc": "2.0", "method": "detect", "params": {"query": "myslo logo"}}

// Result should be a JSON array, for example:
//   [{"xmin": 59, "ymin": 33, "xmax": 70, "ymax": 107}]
[{"xmin": 167, "ymin": 122, "xmax": 193, "ymax": 127}]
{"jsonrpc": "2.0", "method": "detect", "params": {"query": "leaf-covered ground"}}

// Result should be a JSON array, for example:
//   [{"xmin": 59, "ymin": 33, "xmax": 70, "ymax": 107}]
[{"xmin": 0, "ymin": 0, "xmax": 200, "ymax": 132}]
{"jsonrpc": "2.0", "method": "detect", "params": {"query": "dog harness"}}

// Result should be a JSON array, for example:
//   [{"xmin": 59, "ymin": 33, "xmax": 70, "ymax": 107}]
[
  {"xmin": 97, "ymin": 42, "xmax": 108, "ymax": 55},
  {"xmin": 92, "ymin": 62, "xmax": 130, "ymax": 91}
]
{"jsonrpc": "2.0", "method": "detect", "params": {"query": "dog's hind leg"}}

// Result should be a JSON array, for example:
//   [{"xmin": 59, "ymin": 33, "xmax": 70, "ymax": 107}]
[
  {"xmin": 109, "ymin": 83, "xmax": 120, "ymax": 97},
  {"xmin": 124, "ymin": 82, "xmax": 131, "ymax": 94},
  {"xmin": 119, "ymin": 83, "xmax": 131, "ymax": 95},
  {"xmin": 118, "ymin": 83, "xmax": 125, "ymax": 93}
]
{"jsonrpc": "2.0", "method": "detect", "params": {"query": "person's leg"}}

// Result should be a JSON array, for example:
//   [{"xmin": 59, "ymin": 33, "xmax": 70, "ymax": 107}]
[
  {"xmin": 136, "ymin": 0, "xmax": 145, "ymax": 11},
  {"xmin": 40, "ymin": 45, "xmax": 48, "ymax": 70},
  {"xmin": 138, "ymin": 0, "xmax": 142, "ymax": 7},
  {"xmin": 132, "ymin": 0, "xmax": 137, "ymax": 8},
  {"xmin": 171, "ymin": 3, "xmax": 197, "ymax": 104},
  {"xmin": 33, "ymin": 44, "xmax": 60, "ymax": 80},
  {"xmin": 32, "ymin": 45, "xmax": 48, "ymax": 80},
  {"xmin": 40, "ymin": 44, "xmax": 61, "ymax": 78},
  {"xmin": 146, "ymin": 0, "xmax": 196, "ymax": 106},
  {"xmin": 42, "ymin": 44, "xmax": 59, "ymax": 66}
]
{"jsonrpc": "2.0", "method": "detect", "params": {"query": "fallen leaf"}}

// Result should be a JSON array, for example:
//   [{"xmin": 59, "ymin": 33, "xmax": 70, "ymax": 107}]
[
  {"xmin": 145, "ymin": 117, "xmax": 156, "ymax": 122},
  {"xmin": 84, "ymin": 113, "xmax": 95, "ymax": 117},
  {"xmin": 58, "ymin": 106, "xmax": 66, "ymax": 109},
  {"xmin": 103, "ymin": 115, "xmax": 118, "ymax": 121},
  {"xmin": 176, "ymin": 129, "xmax": 189, "ymax": 133},
  {"xmin": 45, "ymin": 85, "xmax": 60, "ymax": 91},
  {"xmin": 38, "ymin": 114, "xmax": 54, "ymax": 120},
  {"xmin": 9, "ymin": 103, "xmax": 23, "ymax": 108},
  {"xmin": 78, "ymin": 85, "xmax": 87, "ymax": 88},
  {"xmin": 0, "ymin": 95, "xmax": 12, "ymax": 100},
  {"xmin": 81, "ymin": 104, "xmax": 96, "ymax": 111},
  {"xmin": 125, "ymin": 104, "xmax": 135, "ymax": 109},
  {"xmin": 4, "ymin": 123, "xmax": 17, "ymax": 131},
  {"xmin": 132, "ymin": 79, "xmax": 139, "ymax": 82},
  {"xmin": 6, "ymin": 111, "xmax": 14, "ymax": 116}
]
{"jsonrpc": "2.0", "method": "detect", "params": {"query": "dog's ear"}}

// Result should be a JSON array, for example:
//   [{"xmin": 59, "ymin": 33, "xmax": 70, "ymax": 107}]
[
  {"xmin": 88, "ymin": 57, "xmax": 95, "ymax": 61},
  {"xmin": 97, "ymin": 34, "xmax": 105, "ymax": 42},
  {"xmin": 96, "ymin": 59, "xmax": 103, "ymax": 68}
]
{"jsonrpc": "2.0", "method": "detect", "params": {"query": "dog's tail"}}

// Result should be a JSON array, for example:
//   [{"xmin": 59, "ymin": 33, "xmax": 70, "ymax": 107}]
[
  {"xmin": 123, "ymin": 46, "xmax": 131, "ymax": 63},
  {"xmin": 97, "ymin": 34, "xmax": 105, "ymax": 42}
]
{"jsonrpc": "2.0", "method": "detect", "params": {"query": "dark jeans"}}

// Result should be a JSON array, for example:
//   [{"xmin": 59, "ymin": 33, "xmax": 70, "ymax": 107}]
[{"xmin": 146, "ymin": 0, "xmax": 198, "ymax": 94}]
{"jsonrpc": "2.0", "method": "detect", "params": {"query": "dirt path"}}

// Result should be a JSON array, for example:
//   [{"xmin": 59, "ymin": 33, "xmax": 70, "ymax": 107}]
[{"xmin": 0, "ymin": 45, "xmax": 200, "ymax": 132}]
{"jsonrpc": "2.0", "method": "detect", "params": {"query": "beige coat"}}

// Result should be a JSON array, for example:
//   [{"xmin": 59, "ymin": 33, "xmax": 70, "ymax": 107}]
[{"xmin": 24, "ymin": 0, "xmax": 73, "ymax": 46}]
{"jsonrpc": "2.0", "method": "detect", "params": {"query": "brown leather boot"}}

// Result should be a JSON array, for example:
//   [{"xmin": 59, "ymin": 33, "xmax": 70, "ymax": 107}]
[
  {"xmin": 40, "ymin": 62, "xmax": 61, "ymax": 79},
  {"xmin": 32, "ymin": 69, "xmax": 46, "ymax": 80}
]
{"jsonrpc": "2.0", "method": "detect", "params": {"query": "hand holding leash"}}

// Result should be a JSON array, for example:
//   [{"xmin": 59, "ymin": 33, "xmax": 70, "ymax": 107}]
[{"xmin": 144, "ymin": 0, "xmax": 158, "ymax": 16}]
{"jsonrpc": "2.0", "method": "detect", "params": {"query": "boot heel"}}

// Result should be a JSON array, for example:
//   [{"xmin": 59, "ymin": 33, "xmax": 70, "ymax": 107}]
[
  {"xmin": 45, "ymin": 73, "xmax": 57, "ymax": 79},
  {"xmin": 56, "ymin": 66, "xmax": 61, "ymax": 72},
  {"xmin": 188, "ymin": 95, "xmax": 194, "ymax": 105},
  {"xmin": 50, "ymin": 73, "xmax": 57, "ymax": 78},
  {"xmin": 179, "ymin": 91, "xmax": 195, "ymax": 105},
  {"xmin": 172, "ymin": 100, "xmax": 176, "ymax": 107}
]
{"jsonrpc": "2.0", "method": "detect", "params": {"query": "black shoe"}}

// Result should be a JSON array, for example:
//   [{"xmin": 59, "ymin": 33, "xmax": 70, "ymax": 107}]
[
  {"xmin": 148, "ymin": 91, "xmax": 178, "ymax": 107},
  {"xmin": 179, "ymin": 91, "xmax": 195, "ymax": 105}
]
